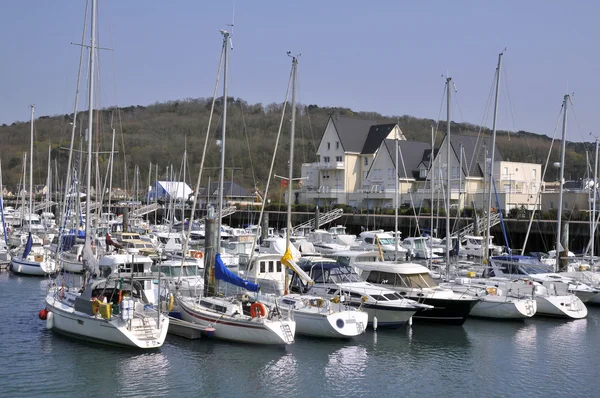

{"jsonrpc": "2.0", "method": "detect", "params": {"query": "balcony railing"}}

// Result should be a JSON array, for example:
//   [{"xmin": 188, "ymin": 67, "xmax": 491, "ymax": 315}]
[{"xmin": 317, "ymin": 161, "xmax": 344, "ymax": 169}]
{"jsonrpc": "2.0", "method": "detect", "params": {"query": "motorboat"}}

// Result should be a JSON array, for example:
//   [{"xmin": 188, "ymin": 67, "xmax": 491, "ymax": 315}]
[
  {"xmin": 460, "ymin": 235, "xmax": 504, "ymax": 258},
  {"xmin": 401, "ymin": 237, "xmax": 441, "ymax": 260},
  {"xmin": 356, "ymin": 230, "xmax": 408, "ymax": 260},
  {"xmin": 290, "ymin": 256, "xmax": 431, "ymax": 328},
  {"xmin": 352, "ymin": 261, "xmax": 479, "ymax": 325},
  {"xmin": 306, "ymin": 230, "xmax": 350, "ymax": 254}
]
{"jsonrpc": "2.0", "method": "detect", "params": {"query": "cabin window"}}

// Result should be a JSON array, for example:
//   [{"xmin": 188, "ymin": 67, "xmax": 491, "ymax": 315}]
[
  {"xmin": 277, "ymin": 261, "xmax": 282, "ymax": 272},
  {"xmin": 366, "ymin": 271, "xmax": 397, "ymax": 285},
  {"xmin": 365, "ymin": 237, "xmax": 373, "ymax": 244},
  {"xmin": 268, "ymin": 261, "xmax": 274, "ymax": 273},
  {"xmin": 260, "ymin": 261, "xmax": 265, "ymax": 273}
]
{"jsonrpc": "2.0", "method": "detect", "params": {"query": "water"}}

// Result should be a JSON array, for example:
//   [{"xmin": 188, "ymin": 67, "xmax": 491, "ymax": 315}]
[{"xmin": 1, "ymin": 270, "xmax": 598, "ymax": 398}]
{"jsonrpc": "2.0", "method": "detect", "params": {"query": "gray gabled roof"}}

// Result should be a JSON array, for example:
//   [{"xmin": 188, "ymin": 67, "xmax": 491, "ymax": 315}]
[
  {"xmin": 207, "ymin": 181, "xmax": 251, "ymax": 197},
  {"xmin": 330, "ymin": 115, "xmax": 378, "ymax": 153},
  {"xmin": 445, "ymin": 134, "xmax": 503, "ymax": 177},
  {"xmin": 383, "ymin": 140, "xmax": 431, "ymax": 179},
  {"xmin": 361, "ymin": 124, "xmax": 397, "ymax": 154}
]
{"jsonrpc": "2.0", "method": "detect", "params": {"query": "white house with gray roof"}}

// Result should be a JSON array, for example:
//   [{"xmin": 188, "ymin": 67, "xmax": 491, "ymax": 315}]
[{"xmin": 298, "ymin": 115, "xmax": 405, "ymax": 207}]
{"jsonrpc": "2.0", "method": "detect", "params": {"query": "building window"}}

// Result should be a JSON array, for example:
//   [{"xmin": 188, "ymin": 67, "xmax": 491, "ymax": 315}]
[
  {"xmin": 327, "ymin": 142, "xmax": 331, "ymax": 150},
  {"xmin": 452, "ymin": 166, "xmax": 459, "ymax": 179},
  {"xmin": 388, "ymin": 168, "xmax": 394, "ymax": 179},
  {"xmin": 504, "ymin": 167, "xmax": 509, "ymax": 178},
  {"xmin": 336, "ymin": 141, "xmax": 340, "ymax": 149},
  {"xmin": 324, "ymin": 156, "xmax": 330, "ymax": 163},
  {"xmin": 364, "ymin": 157, "xmax": 368, "ymax": 166},
  {"xmin": 564, "ymin": 202, "xmax": 568, "ymax": 209},
  {"xmin": 420, "ymin": 168, "xmax": 427, "ymax": 178},
  {"xmin": 533, "ymin": 169, "xmax": 537, "ymax": 180},
  {"xmin": 550, "ymin": 201, "xmax": 554, "ymax": 209},
  {"xmin": 336, "ymin": 156, "xmax": 342, "ymax": 162}
]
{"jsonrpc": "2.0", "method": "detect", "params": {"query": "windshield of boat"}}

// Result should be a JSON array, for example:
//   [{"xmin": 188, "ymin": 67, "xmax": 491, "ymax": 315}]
[
  {"xmin": 378, "ymin": 238, "xmax": 394, "ymax": 245},
  {"xmin": 492, "ymin": 257, "xmax": 552, "ymax": 275},
  {"xmin": 152, "ymin": 265, "xmax": 199, "ymax": 277},
  {"xmin": 310, "ymin": 263, "xmax": 362, "ymax": 283},
  {"xmin": 366, "ymin": 271, "xmax": 437, "ymax": 288}
]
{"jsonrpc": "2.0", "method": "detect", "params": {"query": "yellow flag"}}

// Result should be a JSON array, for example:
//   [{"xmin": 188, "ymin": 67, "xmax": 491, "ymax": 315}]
[{"xmin": 281, "ymin": 247, "xmax": 293, "ymax": 268}]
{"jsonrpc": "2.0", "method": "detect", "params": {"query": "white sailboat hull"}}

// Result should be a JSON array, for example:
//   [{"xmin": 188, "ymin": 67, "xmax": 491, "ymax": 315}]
[
  {"xmin": 293, "ymin": 309, "xmax": 368, "ymax": 338},
  {"xmin": 535, "ymin": 295, "xmax": 587, "ymax": 319},
  {"xmin": 46, "ymin": 293, "xmax": 168, "ymax": 348},
  {"xmin": 469, "ymin": 296, "xmax": 536, "ymax": 319},
  {"xmin": 10, "ymin": 257, "xmax": 55, "ymax": 276},
  {"xmin": 177, "ymin": 297, "xmax": 295, "ymax": 345}
]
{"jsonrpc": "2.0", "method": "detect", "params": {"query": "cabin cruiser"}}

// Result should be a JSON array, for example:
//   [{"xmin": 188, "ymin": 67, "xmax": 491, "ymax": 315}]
[
  {"xmin": 356, "ymin": 230, "xmax": 408, "ymax": 260},
  {"xmin": 352, "ymin": 261, "xmax": 479, "ymax": 325},
  {"xmin": 306, "ymin": 230, "xmax": 349, "ymax": 254},
  {"xmin": 290, "ymin": 256, "xmax": 431, "ymax": 328},
  {"xmin": 401, "ymin": 237, "xmax": 441, "ymax": 260},
  {"xmin": 460, "ymin": 235, "xmax": 504, "ymax": 258}
]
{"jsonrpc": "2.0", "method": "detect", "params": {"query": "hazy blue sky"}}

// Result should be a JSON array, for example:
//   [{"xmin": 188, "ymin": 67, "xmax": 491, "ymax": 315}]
[{"xmin": 0, "ymin": 0, "xmax": 598, "ymax": 142}]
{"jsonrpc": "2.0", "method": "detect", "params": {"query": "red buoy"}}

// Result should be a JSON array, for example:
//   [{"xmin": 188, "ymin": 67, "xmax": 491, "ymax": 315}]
[{"xmin": 38, "ymin": 309, "xmax": 48, "ymax": 320}]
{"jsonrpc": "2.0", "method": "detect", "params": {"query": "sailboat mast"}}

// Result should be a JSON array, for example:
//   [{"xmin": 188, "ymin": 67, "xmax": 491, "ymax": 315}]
[
  {"xmin": 29, "ymin": 105, "xmax": 34, "ymax": 233},
  {"xmin": 108, "ymin": 128, "xmax": 115, "ymax": 217},
  {"xmin": 592, "ymin": 137, "xmax": 599, "ymax": 258},
  {"xmin": 286, "ymin": 54, "xmax": 298, "ymax": 248},
  {"xmin": 445, "ymin": 77, "xmax": 451, "ymax": 275},
  {"xmin": 484, "ymin": 52, "xmax": 503, "ymax": 262},
  {"xmin": 217, "ymin": 30, "xmax": 230, "ymax": 250},
  {"xmin": 83, "ymin": 0, "xmax": 96, "ymax": 244},
  {"xmin": 556, "ymin": 94, "xmax": 569, "ymax": 272},
  {"xmin": 394, "ymin": 127, "xmax": 399, "ymax": 260}
]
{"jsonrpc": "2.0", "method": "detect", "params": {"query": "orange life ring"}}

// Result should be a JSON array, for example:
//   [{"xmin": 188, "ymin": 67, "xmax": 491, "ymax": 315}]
[
  {"xmin": 191, "ymin": 251, "xmax": 203, "ymax": 259},
  {"xmin": 250, "ymin": 302, "xmax": 268, "ymax": 318}
]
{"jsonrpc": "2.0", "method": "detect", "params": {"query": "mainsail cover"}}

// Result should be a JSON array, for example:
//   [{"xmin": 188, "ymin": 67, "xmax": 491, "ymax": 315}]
[
  {"xmin": 22, "ymin": 232, "xmax": 33, "ymax": 259},
  {"xmin": 214, "ymin": 253, "xmax": 259, "ymax": 292},
  {"xmin": 281, "ymin": 247, "xmax": 314, "ymax": 284}
]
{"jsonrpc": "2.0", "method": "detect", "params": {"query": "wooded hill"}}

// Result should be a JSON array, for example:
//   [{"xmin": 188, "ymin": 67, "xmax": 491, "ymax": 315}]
[{"xmin": 0, "ymin": 97, "xmax": 592, "ymax": 198}]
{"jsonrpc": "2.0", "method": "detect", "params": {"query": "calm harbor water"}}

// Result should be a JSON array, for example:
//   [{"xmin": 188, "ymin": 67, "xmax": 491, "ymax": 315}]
[{"xmin": 1, "ymin": 269, "xmax": 598, "ymax": 398}]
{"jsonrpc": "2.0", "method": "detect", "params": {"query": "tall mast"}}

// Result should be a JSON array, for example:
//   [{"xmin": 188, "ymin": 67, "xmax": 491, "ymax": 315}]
[
  {"xmin": 29, "ymin": 105, "xmax": 34, "ymax": 233},
  {"xmin": 592, "ymin": 137, "xmax": 599, "ymax": 259},
  {"xmin": 556, "ymin": 94, "xmax": 569, "ymax": 272},
  {"xmin": 217, "ymin": 30, "xmax": 230, "ymax": 250},
  {"xmin": 445, "ymin": 77, "xmax": 451, "ymax": 277},
  {"xmin": 108, "ymin": 128, "xmax": 115, "ymax": 218},
  {"xmin": 47, "ymin": 144, "xmax": 52, "ymax": 215},
  {"xmin": 484, "ymin": 52, "xmax": 503, "ymax": 262},
  {"xmin": 394, "ymin": 126, "xmax": 399, "ymax": 260},
  {"xmin": 429, "ymin": 124, "xmax": 434, "ymax": 269},
  {"xmin": 286, "ymin": 53, "xmax": 299, "ymax": 248},
  {"xmin": 84, "ymin": 0, "xmax": 96, "ymax": 245}
]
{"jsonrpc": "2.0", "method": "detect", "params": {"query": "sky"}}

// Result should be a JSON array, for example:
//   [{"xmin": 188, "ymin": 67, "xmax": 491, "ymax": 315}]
[{"xmin": 0, "ymin": 0, "xmax": 598, "ymax": 142}]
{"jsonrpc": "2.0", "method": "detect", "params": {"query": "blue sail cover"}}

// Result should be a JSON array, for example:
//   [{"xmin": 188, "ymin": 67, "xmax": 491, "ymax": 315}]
[
  {"xmin": 214, "ymin": 253, "xmax": 259, "ymax": 292},
  {"xmin": 22, "ymin": 233, "xmax": 33, "ymax": 259}
]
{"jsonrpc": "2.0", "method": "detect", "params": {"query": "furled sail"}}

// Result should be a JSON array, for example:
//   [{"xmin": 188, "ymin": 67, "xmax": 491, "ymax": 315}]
[{"xmin": 214, "ymin": 253, "xmax": 259, "ymax": 292}]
